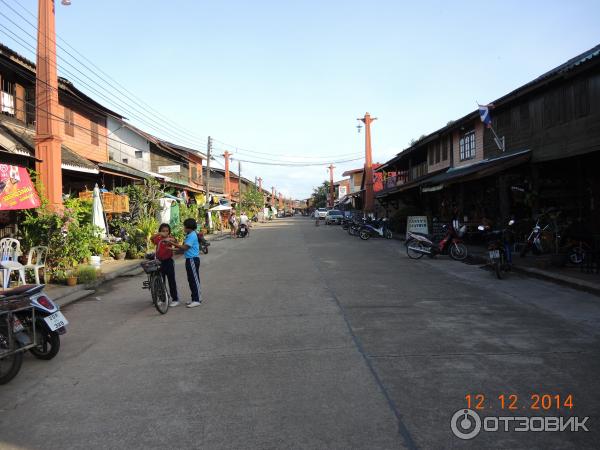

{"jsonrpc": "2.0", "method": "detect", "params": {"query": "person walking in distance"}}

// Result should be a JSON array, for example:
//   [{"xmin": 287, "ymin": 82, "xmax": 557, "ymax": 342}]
[
  {"xmin": 229, "ymin": 211, "xmax": 237, "ymax": 239},
  {"xmin": 172, "ymin": 218, "xmax": 202, "ymax": 308}
]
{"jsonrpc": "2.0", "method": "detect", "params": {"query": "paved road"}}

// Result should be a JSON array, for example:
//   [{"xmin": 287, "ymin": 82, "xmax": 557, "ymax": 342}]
[{"xmin": 1, "ymin": 217, "xmax": 599, "ymax": 449}]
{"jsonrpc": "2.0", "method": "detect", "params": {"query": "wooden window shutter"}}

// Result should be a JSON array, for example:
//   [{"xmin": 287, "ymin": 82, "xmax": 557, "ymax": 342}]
[{"xmin": 91, "ymin": 119, "xmax": 99, "ymax": 145}]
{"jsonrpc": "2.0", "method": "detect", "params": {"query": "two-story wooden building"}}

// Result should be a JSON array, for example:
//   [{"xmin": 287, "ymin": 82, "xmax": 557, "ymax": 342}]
[{"xmin": 377, "ymin": 43, "xmax": 600, "ymax": 230}]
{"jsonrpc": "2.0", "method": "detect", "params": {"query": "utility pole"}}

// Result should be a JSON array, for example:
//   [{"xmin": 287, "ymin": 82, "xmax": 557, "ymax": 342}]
[
  {"xmin": 35, "ymin": 0, "xmax": 64, "ymax": 209},
  {"xmin": 223, "ymin": 150, "xmax": 231, "ymax": 199},
  {"xmin": 205, "ymin": 136, "xmax": 212, "ymax": 207},
  {"xmin": 271, "ymin": 186, "xmax": 275, "ymax": 207},
  {"xmin": 358, "ymin": 112, "xmax": 377, "ymax": 214},
  {"xmin": 237, "ymin": 160, "xmax": 242, "ymax": 216},
  {"xmin": 328, "ymin": 164, "xmax": 335, "ymax": 208}
]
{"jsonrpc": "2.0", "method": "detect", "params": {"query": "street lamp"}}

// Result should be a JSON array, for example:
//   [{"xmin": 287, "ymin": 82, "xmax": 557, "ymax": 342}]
[{"xmin": 61, "ymin": 0, "xmax": 71, "ymax": 5}]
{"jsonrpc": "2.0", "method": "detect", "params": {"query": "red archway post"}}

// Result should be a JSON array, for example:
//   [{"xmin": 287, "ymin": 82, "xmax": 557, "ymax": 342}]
[
  {"xmin": 35, "ymin": 0, "xmax": 63, "ymax": 209},
  {"xmin": 358, "ymin": 112, "xmax": 377, "ymax": 214}
]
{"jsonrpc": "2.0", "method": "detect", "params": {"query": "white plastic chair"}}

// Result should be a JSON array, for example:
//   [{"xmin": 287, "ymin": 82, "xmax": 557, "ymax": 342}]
[
  {"xmin": 24, "ymin": 246, "xmax": 48, "ymax": 284},
  {"xmin": 0, "ymin": 238, "xmax": 25, "ymax": 288}
]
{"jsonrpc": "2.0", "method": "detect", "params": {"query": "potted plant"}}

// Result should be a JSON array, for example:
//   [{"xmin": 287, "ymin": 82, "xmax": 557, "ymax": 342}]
[
  {"xmin": 110, "ymin": 242, "xmax": 129, "ymax": 260},
  {"xmin": 66, "ymin": 268, "xmax": 78, "ymax": 286}
]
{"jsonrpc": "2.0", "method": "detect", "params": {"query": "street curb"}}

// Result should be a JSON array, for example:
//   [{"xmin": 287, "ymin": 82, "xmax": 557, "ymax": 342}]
[
  {"xmin": 56, "ymin": 289, "xmax": 95, "ymax": 308},
  {"xmin": 53, "ymin": 262, "xmax": 144, "ymax": 307},
  {"xmin": 466, "ymin": 254, "xmax": 600, "ymax": 297}
]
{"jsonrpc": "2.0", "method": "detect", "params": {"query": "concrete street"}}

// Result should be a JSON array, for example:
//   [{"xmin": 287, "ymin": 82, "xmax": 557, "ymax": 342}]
[{"xmin": 1, "ymin": 217, "xmax": 599, "ymax": 449}]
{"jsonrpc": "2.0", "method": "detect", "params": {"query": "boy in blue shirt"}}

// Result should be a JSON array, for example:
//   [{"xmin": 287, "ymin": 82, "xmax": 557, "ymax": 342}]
[{"xmin": 173, "ymin": 218, "xmax": 202, "ymax": 308}]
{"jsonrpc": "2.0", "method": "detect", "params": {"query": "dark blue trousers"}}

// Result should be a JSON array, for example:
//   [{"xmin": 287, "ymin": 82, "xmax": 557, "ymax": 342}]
[
  {"xmin": 160, "ymin": 258, "xmax": 179, "ymax": 302},
  {"xmin": 185, "ymin": 257, "xmax": 201, "ymax": 303}
]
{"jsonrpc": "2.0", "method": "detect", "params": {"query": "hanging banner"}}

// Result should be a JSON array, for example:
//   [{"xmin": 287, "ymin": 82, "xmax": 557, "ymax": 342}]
[{"xmin": 0, "ymin": 164, "xmax": 41, "ymax": 210}]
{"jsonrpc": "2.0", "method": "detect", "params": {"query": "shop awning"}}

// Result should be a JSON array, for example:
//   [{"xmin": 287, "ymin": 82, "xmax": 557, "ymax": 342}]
[
  {"xmin": 420, "ymin": 149, "xmax": 531, "ymax": 192},
  {"xmin": 98, "ymin": 161, "xmax": 149, "ymax": 180}
]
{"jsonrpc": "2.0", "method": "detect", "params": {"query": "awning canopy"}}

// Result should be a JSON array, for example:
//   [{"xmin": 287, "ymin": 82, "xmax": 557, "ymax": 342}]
[{"xmin": 420, "ymin": 149, "xmax": 531, "ymax": 192}]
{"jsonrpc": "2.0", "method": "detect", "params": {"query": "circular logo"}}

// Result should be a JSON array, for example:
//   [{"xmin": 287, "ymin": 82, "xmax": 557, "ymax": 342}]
[{"xmin": 451, "ymin": 409, "xmax": 481, "ymax": 440}]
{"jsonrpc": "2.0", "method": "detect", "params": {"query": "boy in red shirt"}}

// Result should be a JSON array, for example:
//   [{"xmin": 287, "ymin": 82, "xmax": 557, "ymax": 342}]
[{"xmin": 151, "ymin": 223, "xmax": 180, "ymax": 306}]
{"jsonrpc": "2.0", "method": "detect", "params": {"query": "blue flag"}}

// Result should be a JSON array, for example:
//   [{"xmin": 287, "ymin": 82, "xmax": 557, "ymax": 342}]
[{"xmin": 478, "ymin": 104, "xmax": 492, "ymax": 127}]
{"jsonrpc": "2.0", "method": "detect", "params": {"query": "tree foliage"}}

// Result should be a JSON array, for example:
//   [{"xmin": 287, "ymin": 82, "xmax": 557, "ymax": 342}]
[
  {"xmin": 241, "ymin": 188, "xmax": 265, "ymax": 216},
  {"xmin": 311, "ymin": 181, "xmax": 330, "ymax": 208}
]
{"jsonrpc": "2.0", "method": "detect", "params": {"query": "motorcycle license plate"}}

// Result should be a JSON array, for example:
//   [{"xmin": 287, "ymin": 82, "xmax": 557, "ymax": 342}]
[
  {"xmin": 489, "ymin": 250, "xmax": 500, "ymax": 260},
  {"xmin": 43, "ymin": 311, "xmax": 68, "ymax": 331}
]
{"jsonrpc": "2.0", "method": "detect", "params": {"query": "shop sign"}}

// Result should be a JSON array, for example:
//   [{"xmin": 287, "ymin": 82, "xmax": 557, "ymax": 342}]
[
  {"xmin": 158, "ymin": 165, "xmax": 181, "ymax": 174},
  {"xmin": 406, "ymin": 216, "xmax": 428, "ymax": 239},
  {"xmin": 0, "ymin": 164, "xmax": 41, "ymax": 210}
]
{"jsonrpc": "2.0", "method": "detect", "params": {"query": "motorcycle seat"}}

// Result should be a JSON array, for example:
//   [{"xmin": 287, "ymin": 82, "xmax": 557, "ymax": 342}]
[{"xmin": 0, "ymin": 284, "xmax": 44, "ymax": 298}]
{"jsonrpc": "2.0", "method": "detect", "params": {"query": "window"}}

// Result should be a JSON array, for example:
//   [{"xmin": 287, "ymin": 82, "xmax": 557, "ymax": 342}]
[
  {"xmin": 435, "ymin": 142, "xmax": 441, "ymax": 163},
  {"xmin": 191, "ymin": 166, "xmax": 199, "ymax": 181},
  {"xmin": 90, "ymin": 119, "xmax": 99, "ymax": 145},
  {"xmin": 1, "ymin": 79, "xmax": 15, "ymax": 116},
  {"xmin": 574, "ymin": 79, "xmax": 590, "ymax": 118},
  {"xmin": 122, "ymin": 158, "xmax": 128, "ymax": 164},
  {"xmin": 135, "ymin": 150, "xmax": 143, "ymax": 158},
  {"xmin": 64, "ymin": 108, "xmax": 74, "ymax": 136},
  {"xmin": 428, "ymin": 147, "xmax": 434, "ymax": 165},
  {"xmin": 459, "ymin": 130, "xmax": 476, "ymax": 161},
  {"xmin": 442, "ymin": 136, "xmax": 449, "ymax": 160}
]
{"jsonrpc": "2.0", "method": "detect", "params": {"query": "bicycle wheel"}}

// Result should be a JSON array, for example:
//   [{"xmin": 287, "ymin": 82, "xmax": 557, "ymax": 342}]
[
  {"xmin": 494, "ymin": 258, "xmax": 504, "ymax": 279},
  {"xmin": 406, "ymin": 239, "xmax": 426, "ymax": 259},
  {"xmin": 151, "ymin": 273, "xmax": 169, "ymax": 314}
]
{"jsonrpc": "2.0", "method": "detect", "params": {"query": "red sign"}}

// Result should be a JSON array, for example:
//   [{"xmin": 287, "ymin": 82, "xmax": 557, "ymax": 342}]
[{"xmin": 0, "ymin": 165, "xmax": 41, "ymax": 210}]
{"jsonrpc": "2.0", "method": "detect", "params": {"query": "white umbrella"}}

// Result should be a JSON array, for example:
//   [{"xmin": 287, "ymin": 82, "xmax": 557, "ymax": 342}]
[{"xmin": 92, "ymin": 184, "xmax": 107, "ymax": 239}]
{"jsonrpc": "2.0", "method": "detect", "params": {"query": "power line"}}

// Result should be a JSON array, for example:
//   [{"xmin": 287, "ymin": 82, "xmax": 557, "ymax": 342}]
[
  {"xmin": 212, "ymin": 138, "xmax": 360, "ymax": 159},
  {"xmin": 0, "ymin": 17, "xmax": 208, "ymax": 149},
  {"xmin": 3, "ymin": 0, "xmax": 209, "ymax": 145},
  {"xmin": 229, "ymin": 157, "xmax": 364, "ymax": 167}
]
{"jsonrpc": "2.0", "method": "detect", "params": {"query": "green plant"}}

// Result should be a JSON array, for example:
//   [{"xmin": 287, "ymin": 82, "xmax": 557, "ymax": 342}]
[
  {"xmin": 76, "ymin": 265, "xmax": 97, "ymax": 284},
  {"xmin": 136, "ymin": 215, "xmax": 159, "ymax": 252},
  {"xmin": 110, "ymin": 241, "xmax": 129, "ymax": 256},
  {"xmin": 241, "ymin": 188, "xmax": 265, "ymax": 216}
]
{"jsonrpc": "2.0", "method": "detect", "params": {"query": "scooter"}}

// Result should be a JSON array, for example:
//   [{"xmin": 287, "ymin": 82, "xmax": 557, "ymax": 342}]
[
  {"xmin": 478, "ymin": 220, "xmax": 515, "ymax": 279},
  {"xmin": 359, "ymin": 218, "xmax": 392, "ymax": 240},
  {"xmin": 14, "ymin": 285, "xmax": 68, "ymax": 360},
  {"xmin": 237, "ymin": 223, "xmax": 249, "ymax": 238},
  {"xmin": 406, "ymin": 224, "xmax": 468, "ymax": 260}
]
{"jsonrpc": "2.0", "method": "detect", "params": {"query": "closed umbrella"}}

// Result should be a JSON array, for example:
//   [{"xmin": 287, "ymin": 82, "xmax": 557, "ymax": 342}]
[{"xmin": 92, "ymin": 184, "xmax": 107, "ymax": 239}]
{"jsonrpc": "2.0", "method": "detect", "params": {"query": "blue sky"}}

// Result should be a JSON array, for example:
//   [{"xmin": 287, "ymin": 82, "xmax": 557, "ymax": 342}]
[{"xmin": 6, "ymin": 0, "xmax": 600, "ymax": 197}]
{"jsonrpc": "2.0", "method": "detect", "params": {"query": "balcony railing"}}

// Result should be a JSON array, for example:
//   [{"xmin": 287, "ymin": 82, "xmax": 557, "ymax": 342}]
[{"xmin": 381, "ymin": 162, "xmax": 428, "ymax": 192}]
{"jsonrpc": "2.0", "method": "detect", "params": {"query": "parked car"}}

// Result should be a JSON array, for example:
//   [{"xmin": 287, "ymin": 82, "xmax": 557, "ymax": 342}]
[
  {"xmin": 316, "ymin": 207, "xmax": 328, "ymax": 219},
  {"xmin": 325, "ymin": 209, "xmax": 344, "ymax": 225}
]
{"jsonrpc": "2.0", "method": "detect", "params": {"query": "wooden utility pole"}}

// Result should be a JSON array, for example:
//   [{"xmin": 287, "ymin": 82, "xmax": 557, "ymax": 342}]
[
  {"xmin": 358, "ymin": 112, "xmax": 377, "ymax": 214},
  {"xmin": 328, "ymin": 164, "xmax": 335, "ymax": 208},
  {"xmin": 237, "ymin": 160, "xmax": 242, "ymax": 216},
  {"xmin": 35, "ymin": 0, "xmax": 63, "ymax": 209},
  {"xmin": 223, "ymin": 150, "xmax": 231, "ymax": 198},
  {"xmin": 205, "ymin": 136, "xmax": 212, "ymax": 206},
  {"xmin": 271, "ymin": 186, "xmax": 275, "ymax": 207}
]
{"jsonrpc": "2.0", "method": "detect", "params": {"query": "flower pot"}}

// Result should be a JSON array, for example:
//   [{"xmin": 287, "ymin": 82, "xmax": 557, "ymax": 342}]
[
  {"xmin": 116, "ymin": 252, "xmax": 126, "ymax": 261},
  {"xmin": 90, "ymin": 255, "xmax": 102, "ymax": 268},
  {"xmin": 66, "ymin": 276, "xmax": 78, "ymax": 286}
]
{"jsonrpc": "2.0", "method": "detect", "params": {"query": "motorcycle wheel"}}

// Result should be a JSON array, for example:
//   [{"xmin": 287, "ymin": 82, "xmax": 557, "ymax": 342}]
[
  {"xmin": 201, "ymin": 245, "xmax": 209, "ymax": 255},
  {"xmin": 406, "ymin": 239, "xmax": 426, "ymax": 259},
  {"xmin": 359, "ymin": 230, "xmax": 371, "ymax": 240},
  {"xmin": 450, "ymin": 242, "xmax": 468, "ymax": 261},
  {"xmin": 385, "ymin": 230, "xmax": 393, "ymax": 239},
  {"xmin": 29, "ymin": 319, "xmax": 60, "ymax": 360},
  {"xmin": 151, "ymin": 274, "xmax": 169, "ymax": 315},
  {"xmin": 0, "ymin": 331, "xmax": 23, "ymax": 385}
]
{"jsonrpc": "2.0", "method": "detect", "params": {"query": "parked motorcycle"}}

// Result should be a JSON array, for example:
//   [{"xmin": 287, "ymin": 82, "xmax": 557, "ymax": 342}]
[
  {"xmin": 359, "ymin": 218, "xmax": 392, "ymax": 240},
  {"xmin": 406, "ymin": 224, "xmax": 468, "ymax": 260},
  {"xmin": 0, "ymin": 288, "xmax": 35, "ymax": 384},
  {"xmin": 14, "ymin": 285, "xmax": 68, "ymax": 360},
  {"xmin": 478, "ymin": 220, "xmax": 515, "ymax": 279},
  {"xmin": 348, "ymin": 218, "xmax": 363, "ymax": 236}
]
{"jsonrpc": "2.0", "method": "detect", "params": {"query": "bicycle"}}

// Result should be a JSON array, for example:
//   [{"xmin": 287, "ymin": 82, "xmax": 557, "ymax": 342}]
[{"xmin": 140, "ymin": 240, "xmax": 172, "ymax": 314}]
